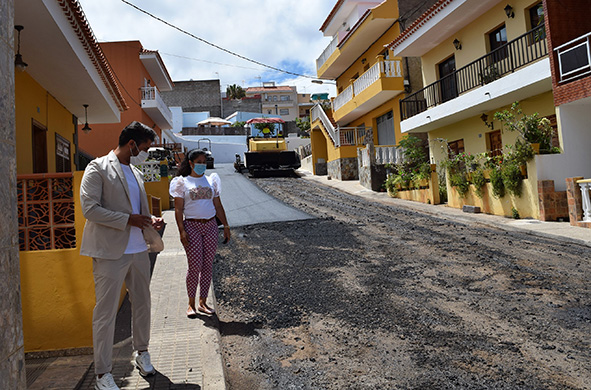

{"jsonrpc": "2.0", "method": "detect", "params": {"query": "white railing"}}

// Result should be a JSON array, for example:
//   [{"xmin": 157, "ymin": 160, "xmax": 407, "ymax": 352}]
[
  {"xmin": 316, "ymin": 35, "xmax": 339, "ymax": 71},
  {"xmin": 382, "ymin": 59, "xmax": 403, "ymax": 77},
  {"xmin": 141, "ymin": 86, "xmax": 173, "ymax": 123},
  {"xmin": 333, "ymin": 60, "xmax": 403, "ymax": 111},
  {"xmin": 360, "ymin": 147, "xmax": 371, "ymax": 167},
  {"xmin": 375, "ymin": 145, "xmax": 401, "ymax": 165},
  {"xmin": 555, "ymin": 32, "xmax": 591, "ymax": 83},
  {"xmin": 337, "ymin": 127, "xmax": 369, "ymax": 147},
  {"xmin": 578, "ymin": 179, "xmax": 591, "ymax": 222},
  {"xmin": 354, "ymin": 62, "xmax": 381, "ymax": 96},
  {"xmin": 135, "ymin": 161, "xmax": 161, "ymax": 182},
  {"xmin": 333, "ymin": 85, "xmax": 353, "ymax": 112},
  {"xmin": 311, "ymin": 104, "xmax": 338, "ymax": 145}
]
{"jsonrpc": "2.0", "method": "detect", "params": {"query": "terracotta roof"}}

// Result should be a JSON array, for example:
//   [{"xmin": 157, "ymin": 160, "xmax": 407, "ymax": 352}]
[
  {"xmin": 58, "ymin": 0, "xmax": 128, "ymax": 111},
  {"xmin": 320, "ymin": 0, "xmax": 345, "ymax": 32},
  {"xmin": 246, "ymin": 86, "xmax": 295, "ymax": 93},
  {"xmin": 386, "ymin": 0, "xmax": 453, "ymax": 51},
  {"xmin": 140, "ymin": 48, "xmax": 175, "ymax": 88}
]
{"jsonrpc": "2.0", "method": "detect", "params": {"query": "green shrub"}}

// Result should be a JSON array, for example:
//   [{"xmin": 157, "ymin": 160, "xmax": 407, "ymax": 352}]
[
  {"xmin": 472, "ymin": 169, "xmax": 487, "ymax": 198},
  {"xmin": 502, "ymin": 162, "xmax": 523, "ymax": 197},
  {"xmin": 511, "ymin": 207, "xmax": 520, "ymax": 219},
  {"xmin": 489, "ymin": 167, "xmax": 505, "ymax": 198},
  {"xmin": 450, "ymin": 173, "xmax": 470, "ymax": 197}
]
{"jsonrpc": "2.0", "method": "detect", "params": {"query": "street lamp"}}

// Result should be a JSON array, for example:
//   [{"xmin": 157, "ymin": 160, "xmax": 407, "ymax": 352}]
[{"xmin": 311, "ymin": 79, "xmax": 336, "ymax": 85}]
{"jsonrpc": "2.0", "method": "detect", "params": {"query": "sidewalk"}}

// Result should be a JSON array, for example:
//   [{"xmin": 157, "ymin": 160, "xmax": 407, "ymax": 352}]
[
  {"xmin": 298, "ymin": 169, "xmax": 591, "ymax": 248},
  {"xmin": 26, "ymin": 210, "xmax": 226, "ymax": 390}
]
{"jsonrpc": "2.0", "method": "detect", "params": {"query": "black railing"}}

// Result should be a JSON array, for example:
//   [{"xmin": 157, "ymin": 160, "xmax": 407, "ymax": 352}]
[{"xmin": 400, "ymin": 24, "xmax": 547, "ymax": 120}]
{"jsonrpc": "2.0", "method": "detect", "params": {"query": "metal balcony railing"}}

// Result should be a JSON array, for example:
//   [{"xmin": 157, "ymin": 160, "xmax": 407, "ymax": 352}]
[
  {"xmin": 17, "ymin": 173, "xmax": 75, "ymax": 251},
  {"xmin": 400, "ymin": 24, "xmax": 548, "ymax": 120},
  {"xmin": 555, "ymin": 32, "xmax": 591, "ymax": 83}
]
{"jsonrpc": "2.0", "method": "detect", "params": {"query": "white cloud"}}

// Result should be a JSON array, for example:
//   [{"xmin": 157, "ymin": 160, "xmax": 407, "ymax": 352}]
[{"xmin": 78, "ymin": 0, "xmax": 337, "ymax": 96}]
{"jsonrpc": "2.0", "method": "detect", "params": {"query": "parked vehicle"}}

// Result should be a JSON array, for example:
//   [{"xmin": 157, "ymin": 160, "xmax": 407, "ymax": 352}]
[
  {"xmin": 197, "ymin": 138, "xmax": 215, "ymax": 169},
  {"xmin": 234, "ymin": 117, "xmax": 300, "ymax": 176}
]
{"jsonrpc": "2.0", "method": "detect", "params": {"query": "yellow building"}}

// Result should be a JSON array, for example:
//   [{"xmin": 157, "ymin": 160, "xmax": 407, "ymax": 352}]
[
  {"xmin": 15, "ymin": 0, "xmax": 127, "ymax": 353},
  {"xmin": 310, "ymin": 0, "xmax": 432, "ymax": 190},
  {"xmin": 389, "ymin": 0, "xmax": 575, "ymax": 220}
]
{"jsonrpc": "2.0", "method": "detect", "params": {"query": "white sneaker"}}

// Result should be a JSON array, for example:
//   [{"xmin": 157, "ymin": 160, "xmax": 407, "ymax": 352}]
[
  {"xmin": 132, "ymin": 350, "xmax": 156, "ymax": 376},
  {"xmin": 95, "ymin": 373, "xmax": 120, "ymax": 390}
]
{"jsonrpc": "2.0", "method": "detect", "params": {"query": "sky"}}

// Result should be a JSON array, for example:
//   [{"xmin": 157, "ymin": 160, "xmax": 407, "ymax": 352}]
[{"xmin": 77, "ymin": 0, "xmax": 338, "ymax": 97}]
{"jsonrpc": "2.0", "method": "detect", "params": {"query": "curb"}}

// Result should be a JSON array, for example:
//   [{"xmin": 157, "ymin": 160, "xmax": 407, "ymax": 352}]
[{"xmin": 201, "ymin": 285, "xmax": 227, "ymax": 390}]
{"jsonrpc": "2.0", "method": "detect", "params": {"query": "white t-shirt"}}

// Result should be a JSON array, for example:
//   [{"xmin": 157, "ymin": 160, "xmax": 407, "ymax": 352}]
[
  {"xmin": 169, "ymin": 173, "xmax": 221, "ymax": 219},
  {"xmin": 121, "ymin": 164, "xmax": 148, "ymax": 254}
]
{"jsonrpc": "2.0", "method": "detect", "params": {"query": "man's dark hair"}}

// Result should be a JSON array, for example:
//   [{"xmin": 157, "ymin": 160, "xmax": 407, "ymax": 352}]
[{"xmin": 118, "ymin": 121, "xmax": 157, "ymax": 147}]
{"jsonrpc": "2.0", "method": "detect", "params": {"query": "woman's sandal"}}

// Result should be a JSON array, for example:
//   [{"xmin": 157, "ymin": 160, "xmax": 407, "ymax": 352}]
[
  {"xmin": 197, "ymin": 305, "xmax": 215, "ymax": 315},
  {"xmin": 186, "ymin": 307, "xmax": 198, "ymax": 318}
]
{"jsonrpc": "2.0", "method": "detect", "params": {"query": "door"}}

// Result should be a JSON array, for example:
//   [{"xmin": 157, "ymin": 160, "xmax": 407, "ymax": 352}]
[
  {"xmin": 376, "ymin": 111, "xmax": 395, "ymax": 146},
  {"xmin": 439, "ymin": 56, "xmax": 458, "ymax": 103},
  {"xmin": 487, "ymin": 130, "xmax": 503, "ymax": 157},
  {"xmin": 32, "ymin": 122, "xmax": 48, "ymax": 173}
]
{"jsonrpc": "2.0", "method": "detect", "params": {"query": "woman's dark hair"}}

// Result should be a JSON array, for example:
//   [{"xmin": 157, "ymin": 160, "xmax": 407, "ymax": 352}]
[
  {"xmin": 118, "ymin": 121, "xmax": 157, "ymax": 147},
  {"xmin": 177, "ymin": 149, "xmax": 207, "ymax": 177}
]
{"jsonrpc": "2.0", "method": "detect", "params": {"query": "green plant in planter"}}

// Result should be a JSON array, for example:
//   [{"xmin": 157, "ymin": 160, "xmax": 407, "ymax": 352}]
[
  {"xmin": 509, "ymin": 138, "xmax": 535, "ymax": 166},
  {"xmin": 384, "ymin": 174, "xmax": 400, "ymax": 194},
  {"xmin": 450, "ymin": 172, "xmax": 470, "ymax": 197},
  {"xmin": 494, "ymin": 102, "xmax": 553, "ymax": 152},
  {"xmin": 511, "ymin": 207, "xmax": 520, "ymax": 219},
  {"xmin": 472, "ymin": 168, "xmax": 487, "ymax": 198},
  {"xmin": 501, "ymin": 161, "xmax": 523, "ymax": 197},
  {"xmin": 479, "ymin": 64, "xmax": 500, "ymax": 84},
  {"xmin": 489, "ymin": 167, "xmax": 505, "ymax": 198}
]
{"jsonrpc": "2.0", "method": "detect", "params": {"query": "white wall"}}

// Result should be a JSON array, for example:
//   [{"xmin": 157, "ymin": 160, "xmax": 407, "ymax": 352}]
[
  {"xmin": 181, "ymin": 135, "xmax": 247, "ymax": 164},
  {"xmin": 536, "ymin": 103, "xmax": 591, "ymax": 191}
]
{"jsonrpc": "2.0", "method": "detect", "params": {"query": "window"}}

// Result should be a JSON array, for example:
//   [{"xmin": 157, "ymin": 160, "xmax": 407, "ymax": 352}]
[
  {"xmin": 267, "ymin": 110, "xmax": 272, "ymax": 114},
  {"xmin": 487, "ymin": 130, "xmax": 503, "ymax": 157},
  {"xmin": 529, "ymin": 2, "xmax": 544, "ymax": 29},
  {"xmin": 55, "ymin": 133, "xmax": 71, "ymax": 172},
  {"xmin": 448, "ymin": 139, "xmax": 464, "ymax": 159},
  {"xmin": 279, "ymin": 109, "xmax": 289, "ymax": 116},
  {"xmin": 280, "ymin": 95, "xmax": 290, "ymax": 101},
  {"xmin": 273, "ymin": 95, "xmax": 278, "ymax": 101},
  {"xmin": 489, "ymin": 24, "xmax": 508, "ymax": 62}
]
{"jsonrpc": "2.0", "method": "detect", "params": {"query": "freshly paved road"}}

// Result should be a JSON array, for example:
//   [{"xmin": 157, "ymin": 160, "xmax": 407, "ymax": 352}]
[{"xmin": 215, "ymin": 164, "xmax": 312, "ymax": 227}]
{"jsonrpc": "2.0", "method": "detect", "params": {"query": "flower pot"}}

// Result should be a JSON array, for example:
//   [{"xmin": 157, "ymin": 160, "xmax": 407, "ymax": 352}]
[
  {"xmin": 519, "ymin": 164, "xmax": 527, "ymax": 177},
  {"xmin": 531, "ymin": 143, "xmax": 540, "ymax": 154},
  {"xmin": 483, "ymin": 169, "xmax": 491, "ymax": 180},
  {"xmin": 419, "ymin": 179, "xmax": 429, "ymax": 187},
  {"xmin": 429, "ymin": 164, "xmax": 437, "ymax": 172}
]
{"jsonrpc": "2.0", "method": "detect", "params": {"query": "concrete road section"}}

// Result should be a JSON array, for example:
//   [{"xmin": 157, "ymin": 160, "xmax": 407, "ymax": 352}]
[{"xmin": 213, "ymin": 163, "xmax": 312, "ymax": 227}]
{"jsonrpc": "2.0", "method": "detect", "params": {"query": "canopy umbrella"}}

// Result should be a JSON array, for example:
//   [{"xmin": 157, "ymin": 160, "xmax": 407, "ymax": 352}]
[
  {"xmin": 246, "ymin": 117, "xmax": 286, "ymax": 124},
  {"xmin": 197, "ymin": 117, "xmax": 232, "ymax": 126}
]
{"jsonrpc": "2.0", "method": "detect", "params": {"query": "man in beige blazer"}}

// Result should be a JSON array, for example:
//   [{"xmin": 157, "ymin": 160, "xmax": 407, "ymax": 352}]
[{"xmin": 80, "ymin": 121, "xmax": 164, "ymax": 390}]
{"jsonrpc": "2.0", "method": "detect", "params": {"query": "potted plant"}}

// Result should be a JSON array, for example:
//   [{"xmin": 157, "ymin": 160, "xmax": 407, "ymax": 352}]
[{"xmin": 494, "ymin": 102, "xmax": 553, "ymax": 153}]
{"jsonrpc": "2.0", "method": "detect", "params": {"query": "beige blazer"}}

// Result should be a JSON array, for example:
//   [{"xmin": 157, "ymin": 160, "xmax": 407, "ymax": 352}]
[{"xmin": 80, "ymin": 150, "xmax": 151, "ymax": 260}]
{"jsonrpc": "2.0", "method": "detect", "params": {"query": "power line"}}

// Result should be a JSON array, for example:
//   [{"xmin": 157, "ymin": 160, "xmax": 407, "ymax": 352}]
[
  {"xmin": 120, "ymin": 0, "xmax": 316, "ymax": 79},
  {"xmin": 159, "ymin": 52, "xmax": 264, "ymax": 72}
]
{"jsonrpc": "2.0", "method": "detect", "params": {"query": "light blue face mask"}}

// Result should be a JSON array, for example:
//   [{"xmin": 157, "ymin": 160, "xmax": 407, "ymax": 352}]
[{"xmin": 193, "ymin": 163, "xmax": 207, "ymax": 175}]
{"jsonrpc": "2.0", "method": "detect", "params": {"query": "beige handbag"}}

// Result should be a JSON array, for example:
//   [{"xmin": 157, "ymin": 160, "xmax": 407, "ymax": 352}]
[{"xmin": 143, "ymin": 225, "xmax": 164, "ymax": 253}]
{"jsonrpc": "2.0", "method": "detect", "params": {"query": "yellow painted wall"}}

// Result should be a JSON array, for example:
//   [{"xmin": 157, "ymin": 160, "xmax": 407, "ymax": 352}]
[
  {"xmin": 19, "ymin": 172, "xmax": 95, "ymax": 352},
  {"xmin": 421, "ymin": 0, "xmax": 545, "ymax": 85},
  {"xmin": 15, "ymin": 71, "xmax": 76, "ymax": 174},
  {"xmin": 427, "ymin": 92, "xmax": 554, "ymax": 219},
  {"xmin": 144, "ymin": 172, "xmax": 171, "ymax": 212}
]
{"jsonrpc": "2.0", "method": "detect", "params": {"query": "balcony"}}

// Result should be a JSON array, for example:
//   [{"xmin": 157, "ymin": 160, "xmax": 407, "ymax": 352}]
[
  {"xmin": 555, "ymin": 32, "xmax": 591, "ymax": 83},
  {"xmin": 400, "ymin": 25, "xmax": 548, "ymax": 121},
  {"xmin": 141, "ymin": 87, "xmax": 173, "ymax": 129},
  {"xmin": 311, "ymin": 104, "xmax": 372, "ymax": 148},
  {"xmin": 332, "ymin": 59, "xmax": 404, "ymax": 124}
]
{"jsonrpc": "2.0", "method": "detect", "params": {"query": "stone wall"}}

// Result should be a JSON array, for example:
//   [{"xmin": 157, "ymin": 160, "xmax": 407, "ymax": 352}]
[
  {"xmin": 327, "ymin": 157, "xmax": 358, "ymax": 181},
  {"xmin": 222, "ymin": 97, "xmax": 262, "ymax": 118},
  {"xmin": 160, "ymin": 80, "xmax": 222, "ymax": 117},
  {"xmin": 0, "ymin": 0, "xmax": 26, "ymax": 387},
  {"xmin": 537, "ymin": 180, "xmax": 569, "ymax": 221}
]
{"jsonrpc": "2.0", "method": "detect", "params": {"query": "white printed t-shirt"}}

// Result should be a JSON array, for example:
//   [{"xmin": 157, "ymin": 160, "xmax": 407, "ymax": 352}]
[{"xmin": 169, "ymin": 173, "xmax": 221, "ymax": 219}]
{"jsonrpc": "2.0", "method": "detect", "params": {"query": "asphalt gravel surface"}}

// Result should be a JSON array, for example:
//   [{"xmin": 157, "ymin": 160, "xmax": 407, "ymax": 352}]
[{"xmin": 213, "ymin": 176, "xmax": 591, "ymax": 390}]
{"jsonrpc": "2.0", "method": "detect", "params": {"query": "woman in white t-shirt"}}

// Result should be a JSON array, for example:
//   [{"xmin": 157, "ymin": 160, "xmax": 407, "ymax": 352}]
[{"xmin": 169, "ymin": 149, "xmax": 231, "ymax": 317}]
